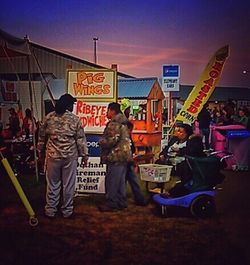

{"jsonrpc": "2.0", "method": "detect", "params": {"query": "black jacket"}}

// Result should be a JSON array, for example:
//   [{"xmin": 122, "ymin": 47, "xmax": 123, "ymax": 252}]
[{"xmin": 197, "ymin": 108, "xmax": 211, "ymax": 129}]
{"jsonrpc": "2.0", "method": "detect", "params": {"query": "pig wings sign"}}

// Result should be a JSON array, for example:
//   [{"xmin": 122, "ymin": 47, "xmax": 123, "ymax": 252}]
[
  {"xmin": 175, "ymin": 45, "xmax": 230, "ymax": 124},
  {"xmin": 67, "ymin": 69, "xmax": 117, "ymax": 102}
]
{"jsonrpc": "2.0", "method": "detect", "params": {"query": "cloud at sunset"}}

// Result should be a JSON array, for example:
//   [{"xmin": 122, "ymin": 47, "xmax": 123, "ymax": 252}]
[{"xmin": 1, "ymin": 0, "xmax": 249, "ymax": 87}]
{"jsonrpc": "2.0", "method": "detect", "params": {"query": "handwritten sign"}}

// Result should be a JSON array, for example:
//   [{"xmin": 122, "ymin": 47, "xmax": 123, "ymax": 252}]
[
  {"xmin": 74, "ymin": 100, "xmax": 109, "ymax": 133},
  {"xmin": 67, "ymin": 69, "xmax": 117, "ymax": 101},
  {"xmin": 75, "ymin": 157, "xmax": 106, "ymax": 194}
]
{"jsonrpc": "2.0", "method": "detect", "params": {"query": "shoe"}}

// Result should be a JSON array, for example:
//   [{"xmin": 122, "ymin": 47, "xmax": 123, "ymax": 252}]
[
  {"xmin": 63, "ymin": 213, "xmax": 75, "ymax": 219},
  {"xmin": 117, "ymin": 205, "xmax": 128, "ymax": 211},
  {"xmin": 98, "ymin": 205, "xmax": 119, "ymax": 212},
  {"xmin": 44, "ymin": 213, "xmax": 56, "ymax": 220}
]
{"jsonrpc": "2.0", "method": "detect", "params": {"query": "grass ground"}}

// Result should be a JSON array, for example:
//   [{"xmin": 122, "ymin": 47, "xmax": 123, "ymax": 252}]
[{"xmin": 0, "ymin": 169, "xmax": 249, "ymax": 265}]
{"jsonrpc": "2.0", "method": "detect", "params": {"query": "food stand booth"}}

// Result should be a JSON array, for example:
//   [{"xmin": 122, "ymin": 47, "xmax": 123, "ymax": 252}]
[{"xmin": 118, "ymin": 78, "xmax": 165, "ymax": 167}]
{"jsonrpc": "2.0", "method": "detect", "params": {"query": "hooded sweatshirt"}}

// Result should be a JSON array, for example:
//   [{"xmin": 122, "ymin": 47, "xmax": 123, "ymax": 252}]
[{"xmin": 99, "ymin": 113, "xmax": 132, "ymax": 164}]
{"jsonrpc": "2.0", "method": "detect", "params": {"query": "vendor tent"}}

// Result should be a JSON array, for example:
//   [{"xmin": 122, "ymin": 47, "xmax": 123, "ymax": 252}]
[
  {"xmin": 0, "ymin": 28, "xmax": 31, "ymax": 58},
  {"xmin": 0, "ymin": 28, "xmax": 39, "ymax": 181}
]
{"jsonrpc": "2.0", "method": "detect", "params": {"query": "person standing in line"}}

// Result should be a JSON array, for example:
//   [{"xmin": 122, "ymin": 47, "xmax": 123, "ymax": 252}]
[
  {"xmin": 37, "ymin": 94, "xmax": 88, "ymax": 219},
  {"xmin": 120, "ymin": 98, "xmax": 147, "ymax": 206},
  {"xmin": 8, "ymin": 107, "xmax": 21, "ymax": 138},
  {"xmin": 197, "ymin": 103, "xmax": 211, "ymax": 150},
  {"xmin": 22, "ymin": 108, "xmax": 37, "ymax": 139},
  {"xmin": 126, "ymin": 121, "xmax": 147, "ymax": 206},
  {"xmin": 99, "ymin": 102, "xmax": 132, "ymax": 212}
]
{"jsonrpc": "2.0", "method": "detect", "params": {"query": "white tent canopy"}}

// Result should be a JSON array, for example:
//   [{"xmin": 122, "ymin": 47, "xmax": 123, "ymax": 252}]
[
  {"xmin": 0, "ymin": 28, "xmax": 31, "ymax": 57},
  {"xmin": 0, "ymin": 28, "xmax": 40, "ymax": 181}
]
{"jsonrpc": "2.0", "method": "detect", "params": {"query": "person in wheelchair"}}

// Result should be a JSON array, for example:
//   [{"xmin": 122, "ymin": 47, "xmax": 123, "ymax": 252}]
[
  {"xmin": 163, "ymin": 135, "xmax": 225, "ymax": 198},
  {"xmin": 155, "ymin": 123, "xmax": 193, "ymax": 175}
]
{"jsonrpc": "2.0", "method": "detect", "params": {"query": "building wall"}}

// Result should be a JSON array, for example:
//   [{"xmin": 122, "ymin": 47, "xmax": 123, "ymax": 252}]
[
  {"xmin": 31, "ymin": 46, "xmax": 97, "ymax": 78},
  {"xmin": 0, "ymin": 46, "xmax": 96, "ymax": 79}
]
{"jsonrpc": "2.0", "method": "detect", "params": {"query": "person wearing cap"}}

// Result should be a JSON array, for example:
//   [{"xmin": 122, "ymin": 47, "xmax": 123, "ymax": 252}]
[
  {"xmin": 120, "ymin": 99, "xmax": 147, "ymax": 206},
  {"xmin": 37, "ymin": 93, "xmax": 88, "ymax": 219},
  {"xmin": 99, "ymin": 102, "xmax": 132, "ymax": 212},
  {"xmin": 120, "ymin": 98, "xmax": 132, "ymax": 120},
  {"xmin": 8, "ymin": 107, "xmax": 21, "ymax": 138}
]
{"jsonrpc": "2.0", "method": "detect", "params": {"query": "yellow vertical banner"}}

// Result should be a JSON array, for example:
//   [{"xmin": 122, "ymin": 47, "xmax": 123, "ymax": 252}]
[{"xmin": 175, "ymin": 45, "xmax": 230, "ymax": 124}]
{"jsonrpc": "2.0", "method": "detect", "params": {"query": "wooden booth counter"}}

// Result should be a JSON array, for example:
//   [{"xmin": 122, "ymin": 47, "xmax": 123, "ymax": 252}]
[
  {"xmin": 131, "ymin": 80, "xmax": 164, "ymax": 169},
  {"xmin": 118, "ymin": 77, "xmax": 165, "ymax": 169}
]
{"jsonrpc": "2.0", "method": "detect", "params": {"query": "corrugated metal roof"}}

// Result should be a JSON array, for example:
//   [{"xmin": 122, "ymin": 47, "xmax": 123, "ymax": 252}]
[
  {"xmin": 118, "ymin": 77, "xmax": 158, "ymax": 98},
  {"xmin": 172, "ymin": 85, "xmax": 250, "ymax": 101}
]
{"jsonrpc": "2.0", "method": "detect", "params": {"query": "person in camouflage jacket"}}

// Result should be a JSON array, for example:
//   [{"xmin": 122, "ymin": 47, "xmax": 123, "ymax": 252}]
[
  {"xmin": 99, "ymin": 102, "xmax": 132, "ymax": 212},
  {"xmin": 37, "ymin": 94, "xmax": 88, "ymax": 219}
]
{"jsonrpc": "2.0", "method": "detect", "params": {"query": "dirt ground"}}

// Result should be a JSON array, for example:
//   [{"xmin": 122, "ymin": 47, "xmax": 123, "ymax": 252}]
[{"xmin": 0, "ymin": 169, "xmax": 249, "ymax": 265}]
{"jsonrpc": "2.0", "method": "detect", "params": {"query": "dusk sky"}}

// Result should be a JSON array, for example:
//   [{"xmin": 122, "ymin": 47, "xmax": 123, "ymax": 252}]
[{"xmin": 1, "ymin": 0, "xmax": 250, "ymax": 87}]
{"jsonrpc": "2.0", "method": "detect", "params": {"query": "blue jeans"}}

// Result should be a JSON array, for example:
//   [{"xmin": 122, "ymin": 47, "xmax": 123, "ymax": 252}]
[
  {"xmin": 105, "ymin": 163, "xmax": 127, "ymax": 209},
  {"xmin": 126, "ymin": 164, "xmax": 145, "ymax": 204}
]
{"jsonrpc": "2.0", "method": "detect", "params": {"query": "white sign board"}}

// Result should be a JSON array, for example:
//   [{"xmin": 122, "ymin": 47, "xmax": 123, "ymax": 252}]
[
  {"xmin": 67, "ymin": 69, "xmax": 117, "ymax": 102},
  {"xmin": 75, "ymin": 157, "xmax": 106, "ymax": 194},
  {"xmin": 74, "ymin": 100, "xmax": 109, "ymax": 133},
  {"xmin": 162, "ymin": 64, "xmax": 180, "ymax": 93}
]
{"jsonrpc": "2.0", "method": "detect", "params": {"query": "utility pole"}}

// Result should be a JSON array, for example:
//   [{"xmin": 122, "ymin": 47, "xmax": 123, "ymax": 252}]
[{"xmin": 93, "ymin": 37, "xmax": 98, "ymax": 64}]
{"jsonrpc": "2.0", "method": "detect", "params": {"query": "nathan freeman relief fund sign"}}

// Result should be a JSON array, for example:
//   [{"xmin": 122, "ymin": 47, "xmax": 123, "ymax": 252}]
[{"xmin": 67, "ymin": 69, "xmax": 117, "ymax": 194}]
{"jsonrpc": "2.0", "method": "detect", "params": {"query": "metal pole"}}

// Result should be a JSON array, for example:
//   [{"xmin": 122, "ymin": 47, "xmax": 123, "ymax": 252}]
[
  {"xmin": 32, "ymin": 52, "xmax": 55, "ymax": 107},
  {"xmin": 93, "ymin": 37, "xmax": 98, "ymax": 64},
  {"xmin": 27, "ymin": 55, "xmax": 39, "ymax": 183}
]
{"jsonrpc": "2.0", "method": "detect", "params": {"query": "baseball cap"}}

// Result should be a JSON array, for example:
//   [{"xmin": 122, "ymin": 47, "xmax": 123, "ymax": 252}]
[
  {"xmin": 59, "ymin": 93, "xmax": 76, "ymax": 105},
  {"xmin": 120, "ymin": 98, "xmax": 131, "ymax": 113}
]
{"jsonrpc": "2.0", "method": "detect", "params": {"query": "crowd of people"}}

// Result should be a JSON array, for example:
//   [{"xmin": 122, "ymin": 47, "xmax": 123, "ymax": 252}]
[
  {"xmin": 196, "ymin": 100, "xmax": 250, "ymax": 153},
  {"xmin": 0, "ymin": 107, "xmax": 39, "ymax": 174},
  {"xmin": 0, "ymin": 95, "xmax": 149, "ymax": 218},
  {"xmin": 0, "ymin": 107, "xmax": 37, "ymax": 140},
  {"xmin": 205, "ymin": 100, "xmax": 249, "ymax": 129},
  {"xmin": 1, "ymin": 96, "xmax": 249, "ymax": 218}
]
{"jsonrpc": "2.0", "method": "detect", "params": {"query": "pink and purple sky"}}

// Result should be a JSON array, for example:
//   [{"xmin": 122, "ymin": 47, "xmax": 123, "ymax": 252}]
[{"xmin": 1, "ymin": 0, "xmax": 250, "ymax": 87}]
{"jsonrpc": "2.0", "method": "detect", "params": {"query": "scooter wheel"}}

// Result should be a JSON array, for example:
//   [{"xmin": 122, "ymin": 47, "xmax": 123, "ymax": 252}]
[{"xmin": 190, "ymin": 195, "xmax": 215, "ymax": 218}]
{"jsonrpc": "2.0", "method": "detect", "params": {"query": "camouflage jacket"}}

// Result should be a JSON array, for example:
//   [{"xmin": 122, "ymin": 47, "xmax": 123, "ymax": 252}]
[
  {"xmin": 99, "ymin": 113, "xmax": 132, "ymax": 164},
  {"xmin": 37, "ymin": 110, "xmax": 88, "ymax": 160}
]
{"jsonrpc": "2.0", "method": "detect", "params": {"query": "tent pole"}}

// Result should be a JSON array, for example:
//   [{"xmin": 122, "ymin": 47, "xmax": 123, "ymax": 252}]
[
  {"xmin": 27, "ymin": 55, "xmax": 39, "ymax": 182},
  {"xmin": 32, "ymin": 52, "xmax": 55, "ymax": 107}
]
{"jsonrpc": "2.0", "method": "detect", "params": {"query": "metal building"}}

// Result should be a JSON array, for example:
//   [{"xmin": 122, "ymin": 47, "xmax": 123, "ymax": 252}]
[{"xmin": 0, "ymin": 29, "xmax": 133, "ymax": 123}]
